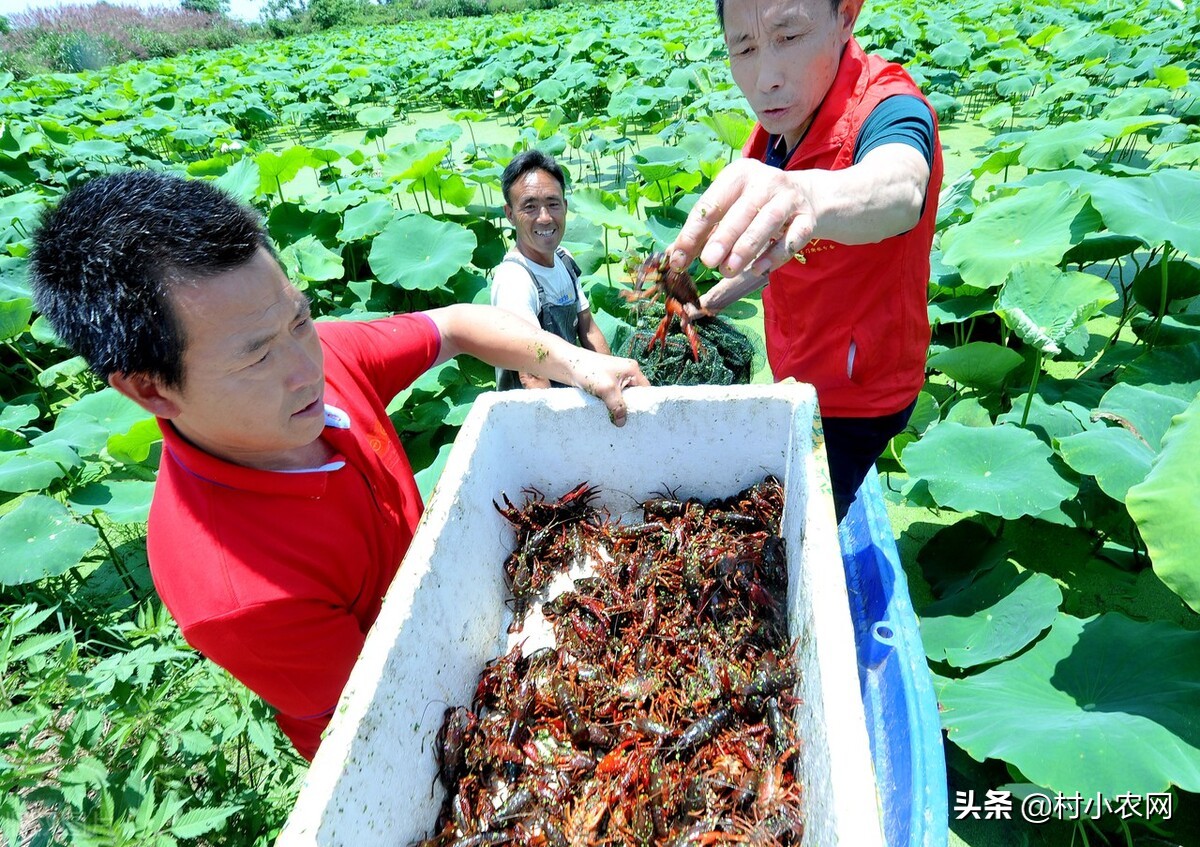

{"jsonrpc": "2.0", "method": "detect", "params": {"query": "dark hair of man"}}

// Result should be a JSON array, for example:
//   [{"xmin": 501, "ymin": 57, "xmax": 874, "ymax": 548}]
[
  {"xmin": 30, "ymin": 170, "xmax": 270, "ymax": 389},
  {"xmin": 715, "ymin": 0, "xmax": 841, "ymax": 29},
  {"xmin": 501, "ymin": 149, "xmax": 567, "ymax": 206}
]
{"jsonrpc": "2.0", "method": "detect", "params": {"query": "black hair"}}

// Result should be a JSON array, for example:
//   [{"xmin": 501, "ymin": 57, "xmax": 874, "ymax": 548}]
[
  {"xmin": 30, "ymin": 170, "xmax": 270, "ymax": 389},
  {"xmin": 716, "ymin": 0, "xmax": 842, "ymax": 29},
  {"xmin": 500, "ymin": 149, "xmax": 567, "ymax": 206}
]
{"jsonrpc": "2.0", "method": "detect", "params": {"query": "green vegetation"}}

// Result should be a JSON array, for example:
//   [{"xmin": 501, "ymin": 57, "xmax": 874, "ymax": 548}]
[{"xmin": 0, "ymin": 0, "xmax": 1197, "ymax": 843}]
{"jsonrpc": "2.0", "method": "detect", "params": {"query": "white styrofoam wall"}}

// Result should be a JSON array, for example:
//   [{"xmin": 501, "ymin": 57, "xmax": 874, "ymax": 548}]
[{"xmin": 279, "ymin": 384, "xmax": 884, "ymax": 847}]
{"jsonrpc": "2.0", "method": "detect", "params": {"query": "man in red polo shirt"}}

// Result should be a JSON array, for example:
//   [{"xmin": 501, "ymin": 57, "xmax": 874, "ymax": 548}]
[
  {"xmin": 30, "ymin": 171, "xmax": 647, "ymax": 760},
  {"xmin": 671, "ymin": 0, "xmax": 943, "ymax": 520}
]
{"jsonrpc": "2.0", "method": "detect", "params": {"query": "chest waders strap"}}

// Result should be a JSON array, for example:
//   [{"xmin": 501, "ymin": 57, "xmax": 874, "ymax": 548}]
[{"xmin": 498, "ymin": 248, "xmax": 583, "ymax": 391}]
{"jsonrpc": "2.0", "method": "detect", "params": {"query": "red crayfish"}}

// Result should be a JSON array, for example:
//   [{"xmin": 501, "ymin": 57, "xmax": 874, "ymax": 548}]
[{"xmin": 624, "ymin": 251, "xmax": 710, "ymax": 362}]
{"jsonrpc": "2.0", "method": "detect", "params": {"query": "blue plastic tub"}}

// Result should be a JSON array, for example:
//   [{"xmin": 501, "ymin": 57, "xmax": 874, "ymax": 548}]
[{"xmin": 839, "ymin": 472, "xmax": 949, "ymax": 847}]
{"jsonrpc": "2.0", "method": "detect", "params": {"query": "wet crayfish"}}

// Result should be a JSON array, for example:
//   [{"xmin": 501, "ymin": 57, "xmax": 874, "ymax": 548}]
[
  {"xmin": 493, "ymin": 482, "xmax": 603, "ymax": 632},
  {"xmin": 418, "ymin": 476, "xmax": 804, "ymax": 847},
  {"xmin": 624, "ymin": 251, "xmax": 710, "ymax": 362}
]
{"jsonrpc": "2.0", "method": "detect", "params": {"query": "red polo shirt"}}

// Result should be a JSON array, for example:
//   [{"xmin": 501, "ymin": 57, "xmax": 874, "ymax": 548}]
[{"xmin": 147, "ymin": 314, "xmax": 440, "ymax": 760}]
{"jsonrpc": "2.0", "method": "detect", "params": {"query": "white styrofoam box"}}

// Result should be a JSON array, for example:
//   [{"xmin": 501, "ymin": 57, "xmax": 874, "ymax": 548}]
[{"xmin": 279, "ymin": 384, "xmax": 885, "ymax": 847}]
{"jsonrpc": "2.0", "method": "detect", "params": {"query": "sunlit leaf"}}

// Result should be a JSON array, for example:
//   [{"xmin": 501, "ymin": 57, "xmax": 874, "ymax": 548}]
[
  {"xmin": 1127, "ymin": 393, "xmax": 1200, "ymax": 613},
  {"xmin": 939, "ymin": 613, "xmax": 1200, "ymax": 796},
  {"xmin": 369, "ymin": 214, "xmax": 476, "ymax": 291},
  {"xmin": 902, "ymin": 422, "xmax": 1077, "ymax": 518},
  {"xmin": 0, "ymin": 495, "xmax": 98, "ymax": 586},
  {"xmin": 941, "ymin": 183, "xmax": 1090, "ymax": 289},
  {"xmin": 922, "ymin": 561, "xmax": 1062, "ymax": 668},
  {"xmin": 995, "ymin": 261, "xmax": 1118, "ymax": 356},
  {"xmin": 1085, "ymin": 169, "xmax": 1200, "ymax": 255}
]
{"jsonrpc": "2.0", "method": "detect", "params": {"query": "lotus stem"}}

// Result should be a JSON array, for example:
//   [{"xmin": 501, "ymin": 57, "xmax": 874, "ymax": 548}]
[
  {"xmin": 1148, "ymin": 243, "xmax": 1172, "ymax": 349},
  {"xmin": 1019, "ymin": 348, "xmax": 1043, "ymax": 429}
]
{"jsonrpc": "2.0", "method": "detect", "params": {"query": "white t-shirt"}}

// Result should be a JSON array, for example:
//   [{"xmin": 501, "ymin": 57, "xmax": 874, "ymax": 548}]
[{"xmin": 490, "ymin": 249, "xmax": 590, "ymax": 325}]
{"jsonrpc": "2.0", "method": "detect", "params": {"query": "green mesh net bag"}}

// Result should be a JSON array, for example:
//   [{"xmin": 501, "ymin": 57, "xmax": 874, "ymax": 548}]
[{"xmin": 614, "ymin": 302, "xmax": 757, "ymax": 386}]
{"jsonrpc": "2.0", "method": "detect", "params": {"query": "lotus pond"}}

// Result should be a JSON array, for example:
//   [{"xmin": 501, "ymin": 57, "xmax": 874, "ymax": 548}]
[{"xmin": 0, "ymin": 0, "xmax": 1198, "ymax": 843}]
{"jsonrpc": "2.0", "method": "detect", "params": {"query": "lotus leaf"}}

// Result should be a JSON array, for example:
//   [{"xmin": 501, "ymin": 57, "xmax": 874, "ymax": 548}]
[
  {"xmin": 107, "ymin": 418, "xmax": 162, "ymax": 465},
  {"xmin": 996, "ymin": 261, "xmax": 1117, "ymax": 356},
  {"xmin": 0, "ymin": 404, "xmax": 36, "ymax": 431},
  {"xmin": 939, "ymin": 613, "xmax": 1200, "ymax": 796},
  {"xmin": 632, "ymin": 147, "xmax": 686, "ymax": 183},
  {"xmin": 1057, "ymin": 428, "xmax": 1155, "ymax": 503},
  {"xmin": 1132, "ymin": 313, "xmax": 1200, "ymax": 346},
  {"xmin": 33, "ymin": 388, "xmax": 151, "ymax": 457},
  {"xmin": 922, "ymin": 561, "xmax": 1062, "ymax": 668},
  {"xmin": 280, "ymin": 236, "xmax": 344, "ymax": 284},
  {"xmin": 943, "ymin": 398, "xmax": 993, "ymax": 428},
  {"xmin": 699, "ymin": 111, "xmax": 755, "ymax": 151},
  {"xmin": 355, "ymin": 105, "xmax": 393, "ymax": 127},
  {"xmin": 0, "ymin": 495, "xmax": 98, "ymax": 586},
  {"xmin": 381, "ymin": 141, "xmax": 449, "ymax": 183},
  {"xmin": 1084, "ymin": 169, "xmax": 1200, "ymax": 256},
  {"xmin": 917, "ymin": 518, "xmax": 1012, "ymax": 600},
  {"xmin": 1127, "ymin": 393, "xmax": 1200, "ymax": 613},
  {"xmin": 1131, "ymin": 259, "xmax": 1200, "ymax": 315},
  {"xmin": 927, "ymin": 292, "xmax": 995, "ymax": 326},
  {"xmin": 369, "ymin": 214, "xmax": 476, "ymax": 291},
  {"xmin": 0, "ymin": 297, "xmax": 31, "ymax": 341},
  {"xmin": 0, "ymin": 442, "xmax": 81, "ymax": 493},
  {"xmin": 570, "ymin": 188, "xmax": 649, "ymax": 238},
  {"xmin": 1097, "ymin": 383, "xmax": 1188, "ymax": 450},
  {"xmin": 1062, "ymin": 234, "xmax": 1142, "ymax": 266},
  {"xmin": 901, "ymin": 422, "xmax": 1076, "ymax": 518},
  {"xmin": 256, "ymin": 146, "xmax": 311, "ymax": 196},
  {"xmin": 927, "ymin": 342, "xmax": 1023, "ymax": 389},
  {"xmin": 416, "ymin": 125, "xmax": 462, "ymax": 144},
  {"xmin": 69, "ymin": 479, "xmax": 154, "ymax": 524},
  {"xmin": 338, "ymin": 200, "xmax": 397, "ymax": 243},
  {"xmin": 213, "ymin": 158, "xmax": 260, "ymax": 203},
  {"xmin": 997, "ymin": 395, "xmax": 1095, "ymax": 445},
  {"xmin": 941, "ymin": 183, "xmax": 1089, "ymax": 289},
  {"xmin": 426, "ymin": 172, "xmax": 475, "ymax": 208},
  {"xmin": 1120, "ymin": 342, "xmax": 1200, "ymax": 401}
]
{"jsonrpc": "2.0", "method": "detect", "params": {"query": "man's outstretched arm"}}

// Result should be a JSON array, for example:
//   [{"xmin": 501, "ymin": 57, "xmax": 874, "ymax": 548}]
[{"xmin": 426, "ymin": 304, "xmax": 647, "ymax": 425}]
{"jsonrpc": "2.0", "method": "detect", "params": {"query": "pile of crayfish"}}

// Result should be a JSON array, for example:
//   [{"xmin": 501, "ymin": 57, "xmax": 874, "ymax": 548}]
[{"xmin": 419, "ymin": 476, "xmax": 803, "ymax": 847}]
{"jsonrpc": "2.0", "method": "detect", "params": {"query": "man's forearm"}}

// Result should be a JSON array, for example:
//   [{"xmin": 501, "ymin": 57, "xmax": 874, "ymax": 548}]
[
  {"xmin": 580, "ymin": 314, "xmax": 611, "ymax": 355},
  {"xmin": 429, "ymin": 304, "xmax": 585, "ymax": 381},
  {"xmin": 801, "ymin": 144, "xmax": 929, "ymax": 246},
  {"xmin": 700, "ymin": 270, "xmax": 768, "ymax": 315}
]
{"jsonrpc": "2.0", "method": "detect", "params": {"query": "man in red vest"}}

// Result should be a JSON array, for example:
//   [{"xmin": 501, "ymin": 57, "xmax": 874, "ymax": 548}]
[{"xmin": 672, "ymin": 0, "xmax": 943, "ymax": 520}]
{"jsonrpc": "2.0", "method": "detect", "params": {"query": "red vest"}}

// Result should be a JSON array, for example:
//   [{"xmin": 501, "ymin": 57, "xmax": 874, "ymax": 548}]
[{"xmin": 745, "ymin": 38, "xmax": 942, "ymax": 418}]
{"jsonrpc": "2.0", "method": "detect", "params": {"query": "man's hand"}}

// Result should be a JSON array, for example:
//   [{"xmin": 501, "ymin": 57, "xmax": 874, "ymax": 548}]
[
  {"xmin": 563, "ymin": 348, "xmax": 648, "ymax": 427},
  {"xmin": 670, "ymin": 159, "xmax": 816, "ymax": 279},
  {"xmin": 668, "ymin": 145, "xmax": 930, "ymax": 283}
]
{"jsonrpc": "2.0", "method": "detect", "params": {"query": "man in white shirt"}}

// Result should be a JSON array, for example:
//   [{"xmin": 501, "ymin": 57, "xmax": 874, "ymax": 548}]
[{"xmin": 490, "ymin": 150, "xmax": 611, "ymax": 390}]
